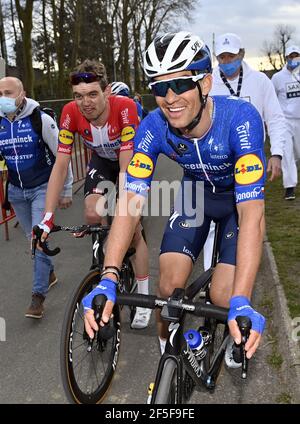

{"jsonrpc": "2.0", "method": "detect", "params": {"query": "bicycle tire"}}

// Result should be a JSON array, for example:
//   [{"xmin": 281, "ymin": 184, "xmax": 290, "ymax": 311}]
[
  {"xmin": 153, "ymin": 359, "xmax": 178, "ymax": 404},
  {"xmin": 60, "ymin": 269, "xmax": 121, "ymax": 404},
  {"xmin": 120, "ymin": 258, "xmax": 137, "ymax": 323}
]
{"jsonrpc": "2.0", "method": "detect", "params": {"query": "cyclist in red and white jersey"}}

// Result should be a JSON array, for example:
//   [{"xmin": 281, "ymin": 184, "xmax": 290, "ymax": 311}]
[{"xmin": 37, "ymin": 59, "xmax": 151, "ymax": 329}]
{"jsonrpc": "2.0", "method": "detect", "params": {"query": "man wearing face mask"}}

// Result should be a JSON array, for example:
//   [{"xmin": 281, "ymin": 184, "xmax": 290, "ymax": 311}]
[
  {"xmin": 203, "ymin": 33, "xmax": 287, "ymax": 270},
  {"xmin": 271, "ymin": 45, "xmax": 300, "ymax": 201},
  {"xmin": 0, "ymin": 77, "xmax": 73, "ymax": 318}
]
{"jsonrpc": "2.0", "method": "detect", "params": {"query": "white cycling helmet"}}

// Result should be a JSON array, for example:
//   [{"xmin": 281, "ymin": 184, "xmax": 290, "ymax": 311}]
[
  {"xmin": 143, "ymin": 31, "xmax": 211, "ymax": 79},
  {"xmin": 111, "ymin": 81, "xmax": 130, "ymax": 96}
]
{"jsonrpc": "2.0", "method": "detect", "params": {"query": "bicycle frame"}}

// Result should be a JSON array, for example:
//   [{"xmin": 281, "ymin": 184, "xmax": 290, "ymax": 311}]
[{"xmin": 150, "ymin": 288, "xmax": 228, "ymax": 403}]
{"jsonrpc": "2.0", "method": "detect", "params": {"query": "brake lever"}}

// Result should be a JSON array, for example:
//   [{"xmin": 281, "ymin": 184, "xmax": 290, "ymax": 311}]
[
  {"xmin": 236, "ymin": 315, "xmax": 252, "ymax": 379},
  {"xmin": 31, "ymin": 225, "xmax": 61, "ymax": 258}
]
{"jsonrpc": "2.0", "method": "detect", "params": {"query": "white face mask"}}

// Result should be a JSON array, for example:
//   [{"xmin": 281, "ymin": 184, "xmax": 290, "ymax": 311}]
[{"xmin": 0, "ymin": 91, "xmax": 22, "ymax": 114}]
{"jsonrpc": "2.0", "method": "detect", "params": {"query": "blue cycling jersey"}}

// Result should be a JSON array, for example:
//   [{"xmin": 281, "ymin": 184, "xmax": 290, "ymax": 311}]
[
  {"xmin": 0, "ymin": 113, "xmax": 55, "ymax": 189},
  {"xmin": 124, "ymin": 95, "xmax": 266, "ymax": 204}
]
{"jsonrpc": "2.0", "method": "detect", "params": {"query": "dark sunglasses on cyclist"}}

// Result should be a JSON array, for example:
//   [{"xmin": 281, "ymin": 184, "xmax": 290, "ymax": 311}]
[
  {"xmin": 148, "ymin": 74, "xmax": 206, "ymax": 97},
  {"xmin": 69, "ymin": 72, "xmax": 102, "ymax": 85}
]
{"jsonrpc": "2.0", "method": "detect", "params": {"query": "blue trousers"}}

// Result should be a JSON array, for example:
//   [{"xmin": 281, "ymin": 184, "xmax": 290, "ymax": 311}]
[{"xmin": 8, "ymin": 182, "xmax": 53, "ymax": 297}]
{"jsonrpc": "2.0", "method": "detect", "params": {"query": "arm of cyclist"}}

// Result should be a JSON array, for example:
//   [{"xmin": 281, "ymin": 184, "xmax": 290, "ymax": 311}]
[
  {"xmin": 83, "ymin": 190, "xmax": 144, "ymax": 338},
  {"xmin": 42, "ymin": 113, "xmax": 73, "ymax": 211},
  {"xmin": 228, "ymin": 199, "xmax": 266, "ymax": 359},
  {"xmin": 37, "ymin": 153, "xmax": 71, "ymax": 242}
]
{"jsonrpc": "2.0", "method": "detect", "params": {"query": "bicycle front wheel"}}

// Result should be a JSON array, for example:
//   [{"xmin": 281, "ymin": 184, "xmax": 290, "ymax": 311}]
[
  {"xmin": 60, "ymin": 270, "xmax": 121, "ymax": 404},
  {"xmin": 152, "ymin": 359, "xmax": 178, "ymax": 404}
]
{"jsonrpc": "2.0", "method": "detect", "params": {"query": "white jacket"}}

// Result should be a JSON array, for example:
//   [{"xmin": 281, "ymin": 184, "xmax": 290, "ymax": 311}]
[
  {"xmin": 271, "ymin": 65, "xmax": 300, "ymax": 120},
  {"xmin": 211, "ymin": 61, "xmax": 286, "ymax": 157}
]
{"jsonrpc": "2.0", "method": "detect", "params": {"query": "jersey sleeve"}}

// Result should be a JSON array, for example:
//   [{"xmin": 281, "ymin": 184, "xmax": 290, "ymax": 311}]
[
  {"xmin": 57, "ymin": 102, "xmax": 78, "ymax": 155},
  {"xmin": 230, "ymin": 101, "xmax": 266, "ymax": 204},
  {"xmin": 124, "ymin": 111, "xmax": 162, "ymax": 197},
  {"xmin": 118, "ymin": 97, "xmax": 140, "ymax": 154}
]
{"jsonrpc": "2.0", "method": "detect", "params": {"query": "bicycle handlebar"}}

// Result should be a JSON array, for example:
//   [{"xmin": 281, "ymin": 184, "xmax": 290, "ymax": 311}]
[
  {"xmin": 31, "ymin": 224, "xmax": 110, "ymax": 258},
  {"xmin": 93, "ymin": 292, "xmax": 252, "ymax": 378}
]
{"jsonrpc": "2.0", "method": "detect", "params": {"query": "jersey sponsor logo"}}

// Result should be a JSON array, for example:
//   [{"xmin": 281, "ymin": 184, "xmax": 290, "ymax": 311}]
[
  {"xmin": 58, "ymin": 145, "xmax": 72, "ymax": 155},
  {"xmin": 121, "ymin": 125, "xmax": 135, "ymax": 142},
  {"xmin": 235, "ymin": 154, "xmax": 264, "ymax": 185},
  {"xmin": 169, "ymin": 210, "xmax": 180, "ymax": 229},
  {"xmin": 128, "ymin": 152, "xmax": 153, "ymax": 179},
  {"xmin": 124, "ymin": 181, "xmax": 148, "ymax": 194},
  {"xmin": 178, "ymin": 143, "xmax": 188, "ymax": 152},
  {"xmin": 137, "ymin": 130, "xmax": 154, "ymax": 153},
  {"xmin": 62, "ymin": 113, "xmax": 71, "ymax": 129},
  {"xmin": 179, "ymin": 221, "xmax": 190, "ymax": 229},
  {"xmin": 236, "ymin": 122, "xmax": 251, "ymax": 150},
  {"xmin": 120, "ymin": 141, "xmax": 134, "ymax": 151},
  {"xmin": 183, "ymin": 246, "xmax": 196, "ymax": 262},
  {"xmin": 0, "ymin": 135, "xmax": 33, "ymax": 146},
  {"xmin": 286, "ymin": 82, "xmax": 300, "ymax": 98},
  {"xmin": 88, "ymin": 168, "xmax": 97, "ymax": 180},
  {"xmin": 236, "ymin": 185, "xmax": 264, "ymax": 202},
  {"xmin": 183, "ymin": 162, "xmax": 231, "ymax": 172},
  {"xmin": 59, "ymin": 129, "xmax": 74, "ymax": 145},
  {"xmin": 121, "ymin": 108, "xmax": 129, "ymax": 124}
]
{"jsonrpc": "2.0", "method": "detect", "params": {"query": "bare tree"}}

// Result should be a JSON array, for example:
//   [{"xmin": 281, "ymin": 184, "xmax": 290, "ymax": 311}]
[
  {"xmin": 15, "ymin": 0, "xmax": 35, "ymax": 96},
  {"xmin": 0, "ymin": 0, "xmax": 7, "ymax": 61},
  {"xmin": 262, "ymin": 24, "xmax": 296, "ymax": 70}
]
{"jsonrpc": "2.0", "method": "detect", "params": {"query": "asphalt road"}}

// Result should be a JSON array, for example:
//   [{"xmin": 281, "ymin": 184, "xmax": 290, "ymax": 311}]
[{"xmin": 0, "ymin": 155, "xmax": 291, "ymax": 404}]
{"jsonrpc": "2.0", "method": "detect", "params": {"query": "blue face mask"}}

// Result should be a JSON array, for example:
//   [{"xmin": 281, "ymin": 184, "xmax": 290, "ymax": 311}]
[
  {"xmin": 219, "ymin": 58, "xmax": 242, "ymax": 77},
  {"xmin": 0, "ymin": 96, "xmax": 18, "ymax": 114},
  {"xmin": 287, "ymin": 58, "xmax": 300, "ymax": 70}
]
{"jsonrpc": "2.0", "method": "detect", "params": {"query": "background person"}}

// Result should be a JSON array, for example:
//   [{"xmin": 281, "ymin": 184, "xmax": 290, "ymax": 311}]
[
  {"xmin": 203, "ymin": 32, "xmax": 287, "ymax": 270},
  {"xmin": 110, "ymin": 81, "xmax": 148, "ymax": 120},
  {"xmin": 271, "ymin": 45, "xmax": 300, "ymax": 201},
  {"xmin": 0, "ymin": 77, "xmax": 73, "ymax": 319}
]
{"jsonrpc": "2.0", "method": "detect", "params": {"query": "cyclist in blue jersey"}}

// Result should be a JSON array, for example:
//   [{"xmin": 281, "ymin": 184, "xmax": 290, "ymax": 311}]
[{"xmin": 83, "ymin": 32, "xmax": 266, "ymax": 366}]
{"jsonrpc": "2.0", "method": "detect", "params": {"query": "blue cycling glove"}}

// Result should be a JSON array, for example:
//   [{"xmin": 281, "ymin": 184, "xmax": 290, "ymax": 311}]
[
  {"xmin": 228, "ymin": 296, "xmax": 266, "ymax": 334},
  {"xmin": 82, "ymin": 278, "xmax": 117, "ymax": 313}
]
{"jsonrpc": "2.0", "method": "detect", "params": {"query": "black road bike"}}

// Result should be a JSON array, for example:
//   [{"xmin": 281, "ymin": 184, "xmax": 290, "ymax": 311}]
[
  {"xmin": 33, "ymin": 222, "xmax": 251, "ymax": 404},
  {"xmin": 32, "ymin": 224, "xmax": 136, "ymax": 404}
]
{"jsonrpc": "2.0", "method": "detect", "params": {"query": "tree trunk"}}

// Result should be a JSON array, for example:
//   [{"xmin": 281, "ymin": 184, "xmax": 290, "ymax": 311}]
[
  {"xmin": 15, "ymin": 0, "xmax": 34, "ymax": 97},
  {"xmin": 0, "ymin": 0, "xmax": 7, "ymax": 61},
  {"xmin": 70, "ymin": 0, "xmax": 83, "ymax": 69}
]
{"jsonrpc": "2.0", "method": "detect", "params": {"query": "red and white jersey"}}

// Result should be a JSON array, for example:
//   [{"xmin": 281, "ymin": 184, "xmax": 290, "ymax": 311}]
[{"xmin": 58, "ymin": 95, "xmax": 138, "ymax": 161}]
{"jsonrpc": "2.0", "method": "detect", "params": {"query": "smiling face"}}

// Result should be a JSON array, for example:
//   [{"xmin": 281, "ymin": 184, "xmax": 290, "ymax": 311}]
[
  {"xmin": 72, "ymin": 81, "xmax": 111, "ymax": 124},
  {"xmin": 154, "ymin": 70, "xmax": 212, "ymax": 132}
]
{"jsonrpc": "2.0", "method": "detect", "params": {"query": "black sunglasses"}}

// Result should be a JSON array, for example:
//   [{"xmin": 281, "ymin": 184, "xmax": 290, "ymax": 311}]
[
  {"xmin": 148, "ymin": 74, "xmax": 205, "ymax": 97},
  {"xmin": 70, "ymin": 72, "xmax": 102, "ymax": 85}
]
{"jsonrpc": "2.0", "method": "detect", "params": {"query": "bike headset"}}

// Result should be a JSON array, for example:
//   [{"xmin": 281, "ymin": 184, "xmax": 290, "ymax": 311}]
[
  {"xmin": 110, "ymin": 81, "xmax": 130, "ymax": 97},
  {"xmin": 143, "ymin": 31, "xmax": 212, "ymax": 133}
]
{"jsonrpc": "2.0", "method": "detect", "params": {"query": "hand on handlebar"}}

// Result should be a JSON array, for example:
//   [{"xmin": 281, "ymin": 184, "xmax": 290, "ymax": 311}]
[
  {"xmin": 36, "ymin": 212, "xmax": 55, "ymax": 243},
  {"xmin": 83, "ymin": 278, "xmax": 117, "ymax": 339},
  {"xmin": 228, "ymin": 296, "xmax": 266, "ymax": 359}
]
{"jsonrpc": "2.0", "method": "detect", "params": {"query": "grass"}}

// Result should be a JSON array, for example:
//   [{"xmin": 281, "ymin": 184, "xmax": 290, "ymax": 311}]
[{"xmin": 265, "ymin": 168, "xmax": 300, "ymax": 318}]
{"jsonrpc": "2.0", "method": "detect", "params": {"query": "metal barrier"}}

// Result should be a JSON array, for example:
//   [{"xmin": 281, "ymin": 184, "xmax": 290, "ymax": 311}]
[{"xmin": 0, "ymin": 135, "xmax": 89, "ymax": 240}]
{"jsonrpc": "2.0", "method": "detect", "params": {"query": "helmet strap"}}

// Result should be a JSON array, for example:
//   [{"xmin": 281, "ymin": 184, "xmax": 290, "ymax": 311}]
[{"xmin": 183, "ymin": 86, "xmax": 208, "ymax": 134}]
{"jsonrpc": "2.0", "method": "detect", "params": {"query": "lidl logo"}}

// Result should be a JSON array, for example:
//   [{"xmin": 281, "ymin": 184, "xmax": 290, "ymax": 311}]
[
  {"xmin": 59, "ymin": 129, "xmax": 74, "ymax": 145},
  {"xmin": 128, "ymin": 153, "xmax": 153, "ymax": 179},
  {"xmin": 235, "ymin": 154, "xmax": 264, "ymax": 185},
  {"xmin": 121, "ymin": 126, "xmax": 135, "ymax": 142}
]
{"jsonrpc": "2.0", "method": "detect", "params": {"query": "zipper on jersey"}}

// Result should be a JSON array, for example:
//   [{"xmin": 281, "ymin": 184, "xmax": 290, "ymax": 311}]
[
  {"xmin": 11, "ymin": 121, "xmax": 23, "ymax": 189},
  {"xmin": 193, "ymin": 138, "xmax": 216, "ymax": 193}
]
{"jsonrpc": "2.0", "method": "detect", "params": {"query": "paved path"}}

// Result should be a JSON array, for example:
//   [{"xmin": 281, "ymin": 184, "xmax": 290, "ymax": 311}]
[{"xmin": 0, "ymin": 156, "xmax": 294, "ymax": 403}]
